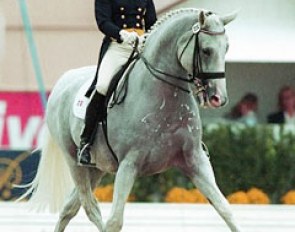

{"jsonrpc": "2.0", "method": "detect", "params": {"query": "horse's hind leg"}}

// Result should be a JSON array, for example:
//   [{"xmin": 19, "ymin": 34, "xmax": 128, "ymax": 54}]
[
  {"xmin": 54, "ymin": 189, "xmax": 80, "ymax": 232},
  {"xmin": 69, "ymin": 166, "xmax": 105, "ymax": 231},
  {"xmin": 54, "ymin": 168, "xmax": 105, "ymax": 232},
  {"xmin": 105, "ymin": 156, "xmax": 138, "ymax": 232},
  {"xmin": 183, "ymin": 149, "xmax": 242, "ymax": 232}
]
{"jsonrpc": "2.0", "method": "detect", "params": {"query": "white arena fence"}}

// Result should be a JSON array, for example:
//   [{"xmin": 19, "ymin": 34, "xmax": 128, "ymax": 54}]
[{"xmin": 0, "ymin": 202, "xmax": 295, "ymax": 232}]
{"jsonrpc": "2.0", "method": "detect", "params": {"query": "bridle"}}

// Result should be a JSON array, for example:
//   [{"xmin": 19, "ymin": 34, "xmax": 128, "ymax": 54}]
[{"xmin": 140, "ymin": 23, "xmax": 226, "ymax": 94}]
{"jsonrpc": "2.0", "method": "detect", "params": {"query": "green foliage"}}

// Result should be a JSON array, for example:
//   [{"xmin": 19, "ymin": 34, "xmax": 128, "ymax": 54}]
[
  {"xmin": 100, "ymin": 124, "xmax": 295, "ymax": 203},
  {"xmin": 204, "ymin": 124, "xmax": 295, "ymax": 203}
]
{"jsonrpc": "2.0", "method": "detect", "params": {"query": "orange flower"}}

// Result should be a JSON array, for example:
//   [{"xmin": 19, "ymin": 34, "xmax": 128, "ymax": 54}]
[
  {"xmin": 227, "ymin": 191, "xmax": 249, "ymax": 204},
  {"xmin": 189, "ymin": 189, "xmax": 209, "ymax": 203},
  {"xmin": 165, "ymin": 187, "xmax": 208, "ymax": 203},
  {"xmin": 247, "ymin": 188, "xmax": 270, "ymax": 204},
  {"xmin": 94, "ymin": 184, "xmax": 114, "ymax": 202},
  {"xmin": 93, "ymin": 184, "xmax": 136, "ymax": 202},
  {"xmin": 127, "ymin": 194, "xmax": 136, "ymax": 202},
  {"xmin": 281, "ymin": 190, "xmax": 295, "ymax": 204}
]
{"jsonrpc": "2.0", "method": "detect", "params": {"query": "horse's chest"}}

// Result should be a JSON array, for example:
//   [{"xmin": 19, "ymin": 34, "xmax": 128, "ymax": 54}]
[{"xmin": 140, "ymin": 108, "xmax": 200, "ymax": 138}]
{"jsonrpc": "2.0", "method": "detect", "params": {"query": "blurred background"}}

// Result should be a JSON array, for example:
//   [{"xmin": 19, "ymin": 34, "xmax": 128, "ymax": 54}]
[{"xmin": 0, "ymin": 0, "xmax": 294, "ymax": 204}]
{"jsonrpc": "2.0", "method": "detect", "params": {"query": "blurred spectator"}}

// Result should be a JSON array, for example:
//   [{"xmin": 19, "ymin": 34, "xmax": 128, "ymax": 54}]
[
  {"xmin": 267, "ymin": 86, "xmax": 295, "ymax": 124},
  {"xmin": 225, "ymin": 93, "xmax": 258, "ymax": 126}
]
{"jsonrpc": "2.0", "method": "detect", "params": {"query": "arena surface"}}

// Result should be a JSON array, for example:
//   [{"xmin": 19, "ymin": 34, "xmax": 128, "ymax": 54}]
[{"xmin": 0, "ymin": 202, "xmax": 294, "ymax": 231}]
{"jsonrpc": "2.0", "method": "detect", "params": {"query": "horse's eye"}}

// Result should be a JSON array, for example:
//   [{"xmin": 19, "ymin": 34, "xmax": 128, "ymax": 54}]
[{"xmin": 202, "ymin": 48, "xmax": 211, "ymax": 56}]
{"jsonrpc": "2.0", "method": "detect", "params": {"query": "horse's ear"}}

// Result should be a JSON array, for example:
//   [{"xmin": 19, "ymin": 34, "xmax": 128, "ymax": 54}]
[
  {"xmin": 221, "ymin": 10, "xmax": 239, "ymax": 25},
  {"xmin": 199, "ymin": 10, "xmax": 206, "ymax": 26}
]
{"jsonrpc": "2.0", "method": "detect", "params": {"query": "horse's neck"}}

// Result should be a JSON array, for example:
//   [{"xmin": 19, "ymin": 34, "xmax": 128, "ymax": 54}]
[
  {"xmin": 141, "ymin": 28, "xmax": 189, "ymax": 96},
  {"xmin": 145, "ymin": 30, "xmax": 179, "ymax": 68},
  {"xmin": 133, "ymin": 56, "xmax": 196, "ymax": 117},
  {"xmin": 125, "ymin": 14, "xmax": 198, "ymax": 114}
]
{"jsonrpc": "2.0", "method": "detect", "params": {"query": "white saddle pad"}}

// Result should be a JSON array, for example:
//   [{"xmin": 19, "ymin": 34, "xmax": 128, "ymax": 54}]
[{"xmin": 73, "ymin": 79, "xmax": 92, "ymax": 119}]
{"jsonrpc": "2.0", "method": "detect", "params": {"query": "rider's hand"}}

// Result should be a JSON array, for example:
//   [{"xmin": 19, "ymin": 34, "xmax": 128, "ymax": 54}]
[{"xmin": 119, "ymin": 30, "xmax": 138, "ymax": 45}]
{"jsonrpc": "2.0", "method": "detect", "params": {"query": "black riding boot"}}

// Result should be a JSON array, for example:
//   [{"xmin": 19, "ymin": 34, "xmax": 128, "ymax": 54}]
[{"xmin": 77, "ymin": 91, "xmax": 106, "ymax": 166}]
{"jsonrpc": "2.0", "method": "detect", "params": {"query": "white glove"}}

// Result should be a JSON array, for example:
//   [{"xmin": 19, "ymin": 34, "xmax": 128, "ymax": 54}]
[{"xmin": 119, "ymin": 30, "xmax": 138, "ymax": 45}]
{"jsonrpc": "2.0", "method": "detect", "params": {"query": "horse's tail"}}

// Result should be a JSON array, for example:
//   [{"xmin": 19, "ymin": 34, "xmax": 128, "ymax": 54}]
[{"xmin": 19, "ymin": 124, "xmax": 74, "ymax": 213}]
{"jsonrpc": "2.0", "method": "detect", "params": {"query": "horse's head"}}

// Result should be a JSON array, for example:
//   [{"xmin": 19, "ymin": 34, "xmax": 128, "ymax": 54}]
[{"xmin": 177, "ymin": 10, "xmax": 237, "ymax": 108}]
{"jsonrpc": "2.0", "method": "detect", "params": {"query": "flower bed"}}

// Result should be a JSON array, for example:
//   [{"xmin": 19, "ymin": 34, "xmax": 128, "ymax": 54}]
[{"xmin": 94, "ymin": 185, "xmax": 295, "ymax": 204}]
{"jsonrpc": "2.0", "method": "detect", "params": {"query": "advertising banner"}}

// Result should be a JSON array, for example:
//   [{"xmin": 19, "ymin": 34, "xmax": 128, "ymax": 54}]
[
  {"xmin": 0, "ymin": 150, "xmax": 40, "ymax": 200},
  {"xmin": 0, "ymin": 92, "xmax": 45, "ymax": 150}
]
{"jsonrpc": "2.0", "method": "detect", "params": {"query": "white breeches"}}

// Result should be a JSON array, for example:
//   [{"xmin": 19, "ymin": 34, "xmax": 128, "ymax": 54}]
[{"xmin": 96, "ymin": 42, "xmax": 134, "ymax": 95}]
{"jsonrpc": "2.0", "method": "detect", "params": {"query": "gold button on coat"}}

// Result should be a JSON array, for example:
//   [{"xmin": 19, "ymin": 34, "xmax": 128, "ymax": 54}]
[
  {"xmin": 120, "ymin": 7, "xmax": 124, "ymax": 11},
  {"xmin": 136, "ymin": 23, "xmax": 140, "ymax": 27},
  {"xmin": 136, "ymin": 15, "xmax": 141, "ymax": 19},
  {"xmin": 138, "ymin": 8, "xmax": 142, "ymax": 12},
  {"xmin": 121, "ymin": 15, "xmax": 125, "ymax": 19},
  {"xmin": 123, "ymin": 24, "xmax": 127, "ymax": 28}
]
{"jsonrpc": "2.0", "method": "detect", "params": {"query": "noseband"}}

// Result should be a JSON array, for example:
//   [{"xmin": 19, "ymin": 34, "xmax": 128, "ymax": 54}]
[{"xmin": 140, "ymin": 23, "xmax": 226, "ymax": 94}]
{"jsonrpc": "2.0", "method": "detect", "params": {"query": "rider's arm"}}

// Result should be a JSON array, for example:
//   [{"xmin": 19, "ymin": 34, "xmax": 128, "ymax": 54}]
[
  {"xmin": 95, "ymin": 0, "xmax": 122, "ymax": 42},
  {"xmin": 144, "ymin": 0, "xmax": 157, "ymax": 31}
]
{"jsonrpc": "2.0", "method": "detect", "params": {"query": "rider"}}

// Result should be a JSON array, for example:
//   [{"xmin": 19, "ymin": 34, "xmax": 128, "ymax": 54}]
[{"xmin": 77, "ymin": 0, "xmax": 157, "ymax": 166}]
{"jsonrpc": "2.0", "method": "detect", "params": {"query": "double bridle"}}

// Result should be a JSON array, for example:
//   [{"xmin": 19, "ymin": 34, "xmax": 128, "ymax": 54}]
[{"xmin": 140, "ymin": 23, "xmax": 226, "ymax": 94}]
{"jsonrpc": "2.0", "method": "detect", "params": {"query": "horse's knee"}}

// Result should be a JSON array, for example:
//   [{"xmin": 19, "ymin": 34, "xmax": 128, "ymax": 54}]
[{"xmin": 105, "ymin": 218, "xmax": 123, "ymax": 232}]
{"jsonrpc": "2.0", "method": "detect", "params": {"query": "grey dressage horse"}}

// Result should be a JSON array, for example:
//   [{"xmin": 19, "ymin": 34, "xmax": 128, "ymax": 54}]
[{"xmin": 26, "ymin": 8, "xmax": 241, "ymax": 232}]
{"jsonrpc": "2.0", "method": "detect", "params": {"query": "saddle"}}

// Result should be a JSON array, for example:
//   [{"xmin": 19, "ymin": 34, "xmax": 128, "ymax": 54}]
[{"xmin": 73, "ymin": 46, "xmax": 139, "ymax": 120}]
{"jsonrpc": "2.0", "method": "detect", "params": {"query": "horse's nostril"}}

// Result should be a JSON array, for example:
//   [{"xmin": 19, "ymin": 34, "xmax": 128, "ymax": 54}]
[
  {"xmin": 210, "ymin": 95, "xmax": 220, "ymax": 102},
  {"xmin": 210, "ymin": 95, "xmax": 221, "ymax": 107}
]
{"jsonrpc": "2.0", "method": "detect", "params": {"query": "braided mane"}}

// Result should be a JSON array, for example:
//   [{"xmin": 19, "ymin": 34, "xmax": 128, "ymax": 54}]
[
  {"xmin": 140, "ymin": 8, "xmax": 201, "ymax": 52},
  {"xmin": 147, "ymin": 8, "xmax": 200, "ymax": 34}
]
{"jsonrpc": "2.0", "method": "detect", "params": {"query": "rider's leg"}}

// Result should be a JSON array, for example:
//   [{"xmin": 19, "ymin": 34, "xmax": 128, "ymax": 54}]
[
  {"xmin": 77, "ymin": 42, "xmax": 132, "ymax": 166},
  {"xmin": 77, "ymin": 91, "xmax": 106, "ymax": 165}
]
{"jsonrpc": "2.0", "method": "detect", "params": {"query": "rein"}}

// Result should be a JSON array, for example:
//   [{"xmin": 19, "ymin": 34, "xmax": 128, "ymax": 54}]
[
  {"xmin": 102, "ymin": 39, "xmax": 140, "ymax": 163},
  {"xmin": 140, "ymin": 55, "xmax": 192, "ymax": 93},
  {"xmin": 141, "ymin": 23, "xmax": 226, "ymax": 94}
]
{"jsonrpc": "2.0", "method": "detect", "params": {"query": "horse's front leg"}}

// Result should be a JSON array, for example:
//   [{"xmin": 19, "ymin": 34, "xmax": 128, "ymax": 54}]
[
  {"xmin": 105, "ymin": 154, "xmax": 138, "ymax": 232},
  {"xmin": 182, "ymin": 148, "xmax": 242, "ymax": 232}
]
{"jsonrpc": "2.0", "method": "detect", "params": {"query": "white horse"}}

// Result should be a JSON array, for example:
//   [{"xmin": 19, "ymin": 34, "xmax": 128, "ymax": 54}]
[{"xmin": 25, "ymin": 8, "xmax": 241, "ymax": 232}]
